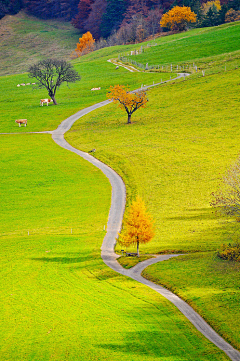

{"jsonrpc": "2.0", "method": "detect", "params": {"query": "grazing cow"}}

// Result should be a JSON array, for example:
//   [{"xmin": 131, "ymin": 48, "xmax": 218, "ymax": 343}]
[
  {"xmin": 15, "ymin": 119, "xmax": 27, "ymax": 127},
  {"xmin": 40, "ymin": 99, "xmax": 53, "ymax": 106}
]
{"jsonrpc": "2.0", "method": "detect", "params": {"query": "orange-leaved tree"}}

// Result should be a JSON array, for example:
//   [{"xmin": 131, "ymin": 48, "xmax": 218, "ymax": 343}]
[
  {"xmin": 75, "ymin": 31, "xmax": 95, "ymax": 57},
  {"xmin": 160, "ymin": 6, "xmax": 196, "ymax": 31},
  {"xmin": 107, "ymin": 85, "xmax": 148, "ymax": 124},
  {"xmin": 118, "ymin": 197, "xmax": 155, "ymax": 257}
]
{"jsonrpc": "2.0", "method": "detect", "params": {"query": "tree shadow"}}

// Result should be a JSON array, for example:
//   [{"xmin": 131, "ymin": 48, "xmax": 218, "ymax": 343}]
[
  {"xmin": 97, "ymin": 330, "xmax": 223, "ymax": 359},
  {"xmin": 166, "ymin": 207, "xmax": 221, "ymax": 221},
  {"xmin": 31, "ymin": 252, "xmax": 94, "ymax": 264}
]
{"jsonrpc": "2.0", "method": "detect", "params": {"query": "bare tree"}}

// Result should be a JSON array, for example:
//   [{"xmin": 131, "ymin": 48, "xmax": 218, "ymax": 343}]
[
  {"xmin": 211, "ymin": 158, "xmax": 240, "ymax": 220},
  {"xmin": 28, "ymin": 59, "xmax": 81, "ymax": 105}
]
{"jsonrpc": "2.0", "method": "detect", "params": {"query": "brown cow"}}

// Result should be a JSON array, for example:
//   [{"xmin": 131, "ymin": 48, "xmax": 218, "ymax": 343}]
[
  {"xmin": 15, "ymin": 119, "xmax": 27, "ymax": 127},
  {"xmin": 40, "ymin": 99, "xmax": 53, "ymax": 106}
]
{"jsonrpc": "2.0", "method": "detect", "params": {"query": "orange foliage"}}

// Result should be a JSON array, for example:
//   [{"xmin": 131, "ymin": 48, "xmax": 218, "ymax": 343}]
[
  {"xmin": 160, "ymin": 6, "xmax": 196, "ymax": 31},
  {"xmin": 118, "ymin": 197, "xmax": 155, "ymax": 256},
  {"xmin": 75, "ymin": 31, "xmax": 95, "ymax": 57},
  {"xmin": 225, "ymin": 8, "xmax": 240, "ymax": 23},
  {"xmin": 107, "ymin": 85, "xmax": 148, "ymax": 124}
]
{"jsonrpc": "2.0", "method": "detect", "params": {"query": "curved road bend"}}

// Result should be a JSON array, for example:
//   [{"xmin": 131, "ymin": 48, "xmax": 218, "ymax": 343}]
[{"xmin": 51, "ymin": 98, "xmax": 240, "ymax": 361}]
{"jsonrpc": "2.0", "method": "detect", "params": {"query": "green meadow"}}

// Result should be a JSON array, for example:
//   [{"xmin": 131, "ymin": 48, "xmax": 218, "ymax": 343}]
[
  {"xmin": 65, "ymin": 24, "xmax": 240, "ymax": 351},
  {"xmin": 0, "ymin": 131, "xmax": 226, "ymax": 361},
  {"xmin": 1, "ymin": 14, "xmax": 240, "ymax": 359}
]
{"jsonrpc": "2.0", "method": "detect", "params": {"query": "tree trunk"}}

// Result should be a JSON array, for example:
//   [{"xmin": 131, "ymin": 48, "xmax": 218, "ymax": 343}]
[
  {"xmin": 51, "ymin": 95, "xmax": 57, "ymax": 105},
  {"xmin": 137, "ymin": 241, "xmax": 139, "ymax": 257},
  {"xmin": 127, "ymin": 113, "xmax": 132, "ymax": 124}
]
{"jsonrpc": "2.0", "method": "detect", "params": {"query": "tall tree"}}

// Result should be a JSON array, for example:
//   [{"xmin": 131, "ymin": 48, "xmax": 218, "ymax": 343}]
[
  {"xmin": 118, "ymin": 196, "xmax": 155, "ymax": 257},
  {"xmin": 107, "ymin": 85, "xmax": 148, "ymax": 124},
  {"xmin": 83, "ymin": 0, "xmax": 107, "ymax": 39},
  {"xmin": 101, "ymin": 0, "xmax": 127, "ymax": 38},
  {"xmin": 28, "ymin": 59, "xmax": 81, "ymax": 105},
  {"xmin": 71, "ymin": 0, "xmax": 94, "ymax": 29}
]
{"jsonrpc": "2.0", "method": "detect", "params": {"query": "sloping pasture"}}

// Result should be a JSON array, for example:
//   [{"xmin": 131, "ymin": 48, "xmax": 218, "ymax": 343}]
[
  {"xmin": 0, "ymin": 113, "xmax": 227, "ymax": 360},
  {"xmin": 65, "ymin": 67, "xmax": 240, "ymax": 348}
]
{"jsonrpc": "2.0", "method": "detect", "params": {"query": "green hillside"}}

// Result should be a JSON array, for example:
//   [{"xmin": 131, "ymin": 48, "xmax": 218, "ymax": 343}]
[
  {"xmin": 0, "ymin": 17, "xmax": 240, "ymax": 360},
  {"xmin": 0, "ymin": 11, "xmax": 80, "ymax": 76}
]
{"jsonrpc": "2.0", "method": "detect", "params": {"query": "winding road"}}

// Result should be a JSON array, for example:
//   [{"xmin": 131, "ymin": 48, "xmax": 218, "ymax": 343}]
[
  {"xmin": 51, "ymin": 91, "xmax": 240, "ymax": 360},
  {"xmin": 2, "ymin": 70, "xmax": 239, "ymax": 360}
]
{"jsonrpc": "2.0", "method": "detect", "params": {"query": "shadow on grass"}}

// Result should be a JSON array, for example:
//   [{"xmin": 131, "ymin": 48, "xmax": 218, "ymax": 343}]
[
  {"xmin": 97, "ymin": 330, "xmax": 224, "ymax": 360},
  {"xmin": 166, "ymin": 207, "xmax": 216, "ymax": 221},
  {"xmin": 31, "ymin": 253, "xmax": 94, "ymax": 264}
]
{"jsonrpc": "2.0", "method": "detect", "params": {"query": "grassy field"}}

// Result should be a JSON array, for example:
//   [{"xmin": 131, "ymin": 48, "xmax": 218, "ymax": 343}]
[
  {"xmin": 0, "ymin": 59, "xmax": 173, "ymax": 134},
  {"xmin": 128, "ymin": 21, "xmax": 240, "ymax": 68},
  {"xmin": 0, "ymin": 137, "xmax": 228, "ymax": 360},
  {"xmin": 1, "ymin": 16, "xmax": 240, "ymax": 359},
  {"xmin": 142, "ymin": 253, "xmax": 240, "ymax": 350},
  {"xmin": 65, "ymin": 66, "xmax": 240, "ymax": 348}
]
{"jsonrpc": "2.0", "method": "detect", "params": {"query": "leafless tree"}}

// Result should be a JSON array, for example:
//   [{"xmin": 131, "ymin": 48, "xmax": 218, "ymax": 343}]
[
  {"xmin": 211, "ymin": 158, "xmax": 240, "ymax": 220},
  {"xmin": 28, "ymin": 59, "xmax": 81, "ymax": 105}
]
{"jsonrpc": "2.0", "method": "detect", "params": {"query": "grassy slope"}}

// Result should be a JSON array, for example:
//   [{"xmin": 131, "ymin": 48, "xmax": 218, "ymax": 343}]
[
  {"xmin": 64, "ymin": 22, "xmax": 240, "ymax": 349},
  {"xmin": 0, "ymin": 16, "xmax": 229, "ymax": 360},
  {"xmin": 129, "ymin": 21, "xmax": 240, "ymax": 66},
  {"xmin": 0, "ymin": 11, "xmax": 80, "ymax": 76},
  {"xmin": 0, "ymin": 121, "xmax": 225, "ymax": 360}
]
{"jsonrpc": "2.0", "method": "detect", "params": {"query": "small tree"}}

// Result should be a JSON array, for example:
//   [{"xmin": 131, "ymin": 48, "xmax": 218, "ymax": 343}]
[
  {"xmin": 160, "ymin": 6, "xmax": 197, "ymax": 32},
  {"xmin": 75, "ymin": 31, "xmax": 95, "ymax": 57},
  {"xmin": 118, "ymin": 197, "xmax": 155, "ymax": 257},
  {"xmin": 107, "ymin": 85, "xmax": 148, "ymax": 124},
  {"xmin": 28, "ymin": 59, "xmax": 81, "ymax": 105},
  {"xmin": 211, "ymin": 159, "xmax": 240, "ymax": 220}
]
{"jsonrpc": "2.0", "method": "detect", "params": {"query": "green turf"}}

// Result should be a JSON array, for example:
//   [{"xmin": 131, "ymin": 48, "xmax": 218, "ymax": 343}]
[
  {"xmin": 128, "ymin": 22, "xmax": 240, "ymax": 66},
  {"xmin": 0, "ymin": 62, "xmax": 173, "ymax": 134},
  {"xmin": 142, "ymin": 252, "xmax": 240, "ymax": 350},
  {"xmin": 65, "ymin": 67, "xmax": 240, "ymax": 348},
  {"xmin": 0, "ymin": 135, "xmax": 228, "ymax": 360}
]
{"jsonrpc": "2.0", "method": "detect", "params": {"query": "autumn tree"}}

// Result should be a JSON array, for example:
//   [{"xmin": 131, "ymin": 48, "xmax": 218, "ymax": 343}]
[
  {"xmin": 201, "ymin": 0, "xmax": 221, "ymax": 15},
  {"xmin": 75, "ymin": 31, "xmax": 95, "ymax": 56},
  {"xmin": 225, "ymin": 8, "xmax": 240, "ymax": 22},
  {"xmin": 160, "ymin": 6, "xmax": 197, "ymax": 31},
  {"xmin": 211, "ymin": 159, "xmax": 240, "ymax": 220},
  {"xmin": 118, "ymin": 197, "xmax": 155, "ymax": 257},
  {"xmin": 107, "ymin": 85, "xmax": 148, "ymax": 124},
  {"xmin": 28, "ymin": 59, "xmax": 81, "ymax": 105}
]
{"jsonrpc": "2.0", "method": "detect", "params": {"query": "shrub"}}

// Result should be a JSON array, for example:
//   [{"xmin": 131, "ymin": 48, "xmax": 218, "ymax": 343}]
[{"xmin": 217, "ymin": 243, "xmax": 240, "ymax": 262}]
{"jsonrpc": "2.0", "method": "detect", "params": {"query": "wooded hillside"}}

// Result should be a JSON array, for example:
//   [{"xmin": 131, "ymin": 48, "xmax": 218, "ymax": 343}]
[{"xmin": 1, "ymin": 0, "xmax": 240, "ymax": 42}]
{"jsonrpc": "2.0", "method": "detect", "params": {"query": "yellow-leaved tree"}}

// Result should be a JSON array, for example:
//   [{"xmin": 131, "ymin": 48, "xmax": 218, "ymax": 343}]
[
  {"xmin": 107, "ymin": 85, "xmax": 148, "ymax": 124},
  {"xmin": 118, "ymin": 197, "xmax": 155, "ymax": 257},
  {"xmin": 202, "ymin": 0, "xmax": 221, "ymax": 15},
  {"xmin": 160, "ymin": 6, "xmax": 197, "ymax": 31},
  {"xmin": 75, "ymin": 31, "xmax": 95, "ymax": 57}
]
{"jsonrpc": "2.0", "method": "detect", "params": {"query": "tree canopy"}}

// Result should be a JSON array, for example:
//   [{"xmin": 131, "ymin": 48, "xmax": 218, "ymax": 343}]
[
  {"xmin": 107, "ymin": 85, "xmax": 148, "ymax": 124},
  {"xmin": 28, "ymin": 59, "xmax": 81, "ymax": 105},
  {"xmin": 118, "ymin": 197, "xmax": 155, "ymax": 257},
  {"xmin": 160, "ymin": 6, "xmax": 197, "ymax": 31}
]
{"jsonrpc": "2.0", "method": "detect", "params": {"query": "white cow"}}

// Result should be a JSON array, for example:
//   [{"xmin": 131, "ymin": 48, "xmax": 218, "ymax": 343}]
[
  {"xmin": 40, "ymin": 99, "xmax": 53, "ymax": 106},
  {"xmin": 15, "ymin": 119, "xmax": 27, "ymax": 127}
]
